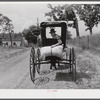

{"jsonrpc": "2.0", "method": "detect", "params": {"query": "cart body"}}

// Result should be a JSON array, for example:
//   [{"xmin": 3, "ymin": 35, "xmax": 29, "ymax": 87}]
[
  {"xmin": 40, "ymin": 21, "xmax": 67, "ymax": 48},
  {"xmin": 30, "ymin": 21, "xmax": 76, "ymax": 84}
]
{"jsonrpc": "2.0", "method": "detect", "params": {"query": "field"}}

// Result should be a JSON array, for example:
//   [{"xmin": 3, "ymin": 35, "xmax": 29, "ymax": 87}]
[{"xmin": 68, "ymin": 33, "xmax": 100, "ymax": 50}]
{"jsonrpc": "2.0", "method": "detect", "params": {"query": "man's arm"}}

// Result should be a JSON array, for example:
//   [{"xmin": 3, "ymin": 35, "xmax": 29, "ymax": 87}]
[{"xmin": 51, "ymin": 38, "xmax": 62, "ymax": 48}]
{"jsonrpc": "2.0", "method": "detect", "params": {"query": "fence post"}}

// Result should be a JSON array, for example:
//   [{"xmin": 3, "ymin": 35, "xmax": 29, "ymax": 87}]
[
  {"xmin": 87, "ymin": 35, "xmax": 89, "ymax": 49},
  {"xmin": 79, "ymin": 37, "xmax": 80, "ymax": 47}
]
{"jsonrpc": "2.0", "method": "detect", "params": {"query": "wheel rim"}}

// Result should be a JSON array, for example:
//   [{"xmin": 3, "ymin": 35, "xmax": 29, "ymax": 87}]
[
  {"xmin": 69, "ymin": 48, "xmax": 72, "ymax": 73},
  {"xmin": 66, "ymin": 49, "xmax": 68, "ymax": 60},
  {"xmin": 30, "ymin": 48, "xmax": 36, "ymax": 82},
  {"xmin": 72, "ymin": 48, "xmax": 76, "ymax": 81},
  {"xmin": 37, "ymin": 48, "xmax": 41, "ymax": 74}
]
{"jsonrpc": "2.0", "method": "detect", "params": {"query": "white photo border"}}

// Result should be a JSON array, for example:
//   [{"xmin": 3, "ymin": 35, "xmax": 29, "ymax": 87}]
[{"xmin": 0, "ymin": 1, "xmax": 100, "ymax": 99}]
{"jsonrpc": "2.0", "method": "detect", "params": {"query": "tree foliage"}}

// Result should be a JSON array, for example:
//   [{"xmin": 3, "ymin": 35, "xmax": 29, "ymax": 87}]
[
  {"xmin": 0, "ymin": 13, "xmax": 14, "ymax": 46},
  {"xmin": 45, "ymin": 4, "xmax": 100, "ymax": 36},
  {"xmin": 45, "ymin": 4, "xmax": 76, "ymax": 21},
  {"xmin": 22, "ymin": 25, "xmax": 40, "ymax": 44},
  {"xmin": 0, "ymin": 14, "xmax": 13, "ymax": 33},
  {"xmin": 46, "ymin": 4, "xmax": 65, "ymax": 21},
  {"xmin": 73, "ymin": 4, "xmax": 100, "ymax": 35},
  {"xmin": 45, "ymin": 4, "xmax": 80, "ymax": 37}
]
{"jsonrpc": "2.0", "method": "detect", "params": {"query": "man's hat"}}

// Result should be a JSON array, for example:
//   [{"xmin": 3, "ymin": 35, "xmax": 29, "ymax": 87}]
[{"xmin": 49, "ymin": 28, "xmax": 56, "ymax": 33}]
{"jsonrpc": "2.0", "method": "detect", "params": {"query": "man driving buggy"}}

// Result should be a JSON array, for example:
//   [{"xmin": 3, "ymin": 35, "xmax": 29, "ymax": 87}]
[
  {"xmin": 49, "ymin": 28, "xmax": 62, "ymax": 48},
  {"xmin": 49, "ymin": 28, "xmax": 62, "ymax": 69}
]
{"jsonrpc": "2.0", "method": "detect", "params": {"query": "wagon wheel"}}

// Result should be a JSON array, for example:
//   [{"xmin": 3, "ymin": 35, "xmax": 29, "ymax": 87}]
[
  {"xmin": 72, "ymin": 47, "xmax": 76, "ymax": 81},
  {"xmin": 69, "ymin": 48, "xmax": 72, "ymax": 73},
  {"xmin": 30, "ymin": 47, "xmax": 36, "ymax": 82},
  {"xmin": 37, "ymin": 48, "xmax": 41, "ymax": 74}
]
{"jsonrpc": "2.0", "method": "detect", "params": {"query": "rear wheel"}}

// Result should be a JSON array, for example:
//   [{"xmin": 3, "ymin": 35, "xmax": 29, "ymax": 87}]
[
  {"xmin": 30, "ymin": 47, "xmax": 36, "ymax": 82},
  {"xmin": 69, "ymin": 48, "xmax": 72, "ymax": 73},
  {"xmin": 72, "ymin": 47, "xmax": 76, "ymax": 81},
  {"xmin": 37, "ymin": 48, "xmax": 41, "ymax": 74}
]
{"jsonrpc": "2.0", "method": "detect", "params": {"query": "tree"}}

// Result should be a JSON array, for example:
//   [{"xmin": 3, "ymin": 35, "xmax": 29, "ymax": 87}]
[
  {"xmin": 45, "ymin": 4, "xmax": 80, "ymax": 37},
  {"xmin": 3, "ymin": 18, "xmax": 14, "ymax": 47},
  {"xmin": 22, "ymin": 25, "xmax": 40, "ymax": 44},
  {"xmin": 46, "ymin": 4, "xmax": 75, "ymax": 21},
  {"xmin": 74, "ymin": 4, "xmax": 100, "ymax": 35},
  {"xmin": 0, "ymin": 14, "xmax": 14, "ymax": 47}
]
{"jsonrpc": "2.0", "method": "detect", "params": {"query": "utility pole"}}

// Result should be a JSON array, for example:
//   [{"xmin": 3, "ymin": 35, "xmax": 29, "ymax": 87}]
[{"xmin": 37, "ymin": 17, "xmax": 39, "ymax": 29}]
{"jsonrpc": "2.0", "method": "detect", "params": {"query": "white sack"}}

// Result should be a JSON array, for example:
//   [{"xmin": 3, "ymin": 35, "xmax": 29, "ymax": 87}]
[{"xmin": 40, "ymin": 45, "xmax": 63, "ymax": 58}]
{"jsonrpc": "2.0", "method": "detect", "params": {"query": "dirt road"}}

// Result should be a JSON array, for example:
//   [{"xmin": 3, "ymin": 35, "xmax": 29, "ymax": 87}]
[
  {"xmin": 0, "ymin": 48, "xmax": 32, "ymax": 89},
  {"xmin": 0, "ymin": 46, "xmax": 100, "ymax": 89}
]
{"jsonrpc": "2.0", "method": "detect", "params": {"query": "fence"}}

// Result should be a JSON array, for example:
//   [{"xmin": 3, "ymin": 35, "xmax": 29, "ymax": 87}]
[{"xmin": 68, "ymin": 34, "xmax": 100, "ymax": 50}]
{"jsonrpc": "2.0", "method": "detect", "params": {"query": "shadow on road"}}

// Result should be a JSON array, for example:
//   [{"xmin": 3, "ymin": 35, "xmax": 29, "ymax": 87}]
[
  {"xmin": 54, "ymin": 72, "xmax": 72, "ymax": 81},
  {"xmin": 54, "ymin": 64, "xmax": 73, "ymax": 81},
  {"xmin": 34, "ymin": 77, "xmax": 50, "ymax": 86},
  {"xmin": 57, "ymin": 64, "xmax": 70, "ymax": 70},
  {"xmin": 33, "ymin": 64, "xmax": 74, "ymax": 85}
]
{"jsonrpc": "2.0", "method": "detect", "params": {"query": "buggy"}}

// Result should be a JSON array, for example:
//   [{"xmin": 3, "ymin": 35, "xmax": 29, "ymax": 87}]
[{"xmin": 30, "ymin": 21, "xmax": 76, "ymax": 84}]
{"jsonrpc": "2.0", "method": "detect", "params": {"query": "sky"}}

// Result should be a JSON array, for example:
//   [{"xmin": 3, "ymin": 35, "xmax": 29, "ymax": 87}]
[
  {"xmin": 0, "ymin": 2, "xmax": 100, "ymax": 37},
  {"xmin": 0, "ymin": 2, "xmax": 51, "ymax": 33},
  {"xmin": 0, "ymin": 2, "xmax": 64, "ymax": 33}
]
